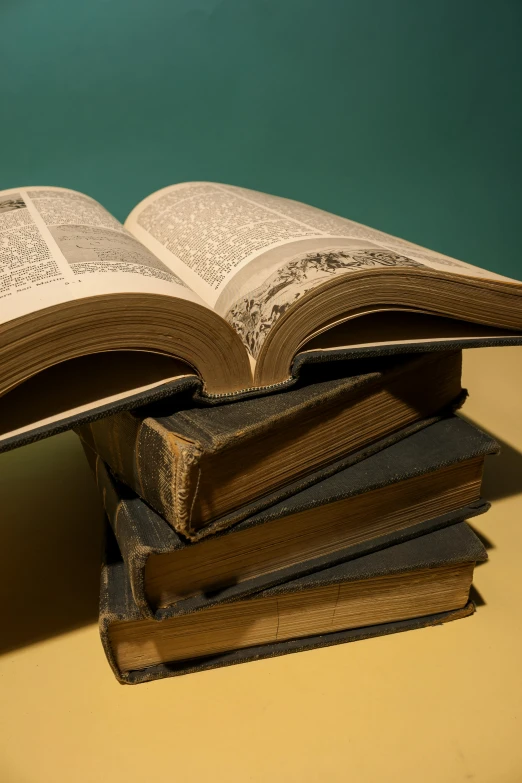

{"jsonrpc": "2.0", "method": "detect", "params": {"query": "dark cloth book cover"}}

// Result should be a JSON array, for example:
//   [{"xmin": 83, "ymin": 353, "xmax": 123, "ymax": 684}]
[
  {"xmin": 88, "ymin": 415, "xmax": 496, "ymax": 620},
  {"xmin": 100, "ymin": 522, "xmax": 487, "ymax": 684}
]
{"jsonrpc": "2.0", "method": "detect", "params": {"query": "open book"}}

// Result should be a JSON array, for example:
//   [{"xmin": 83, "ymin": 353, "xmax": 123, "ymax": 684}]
[{"xmin": 1, "ymin": 182, "xmax": 521, "ymax": 444}]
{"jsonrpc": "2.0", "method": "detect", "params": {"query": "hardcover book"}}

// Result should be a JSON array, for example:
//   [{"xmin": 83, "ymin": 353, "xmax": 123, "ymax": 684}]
[
  {"xmin": 100, "ymin": 522, "xmax": 487, "ymax": 684},
  {"xmin": 1, "ymin": 182, "xmax": 522, "ymax": 450},
  {"xmin": 87, "ymin": 416, "xmax": 496, "ymax": 620},
  {"xmin": 78, "ymin": 351, "xmax": 465, "ymax": 538}
]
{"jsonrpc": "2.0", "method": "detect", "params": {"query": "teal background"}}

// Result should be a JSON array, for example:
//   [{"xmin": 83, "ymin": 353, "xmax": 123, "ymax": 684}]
[{"xmin": 1, "ymin": 0, "xmax": 521, "ymax": 278}]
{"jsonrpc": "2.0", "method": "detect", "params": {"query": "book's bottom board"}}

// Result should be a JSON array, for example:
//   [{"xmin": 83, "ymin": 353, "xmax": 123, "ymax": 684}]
[{"xmin": 111, "ymin": 602, "xmax": 476, "ymax": 684}]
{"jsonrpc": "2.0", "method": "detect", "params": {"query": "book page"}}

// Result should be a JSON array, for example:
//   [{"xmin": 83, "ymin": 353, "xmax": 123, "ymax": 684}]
[
  {"xmin": 0, "ymin": 186, "xmax": 207, "ymax": 325},
  {"xmin": 125, "ymin": 182, "xmax": 514, "ymax": 313},
  {"xmin": 125, "ymin": 182, "xmax": 328, "ymax": 307},
  {"xmin": 125, "ymin": 182, "xmax": 518, "ymax": 358}
]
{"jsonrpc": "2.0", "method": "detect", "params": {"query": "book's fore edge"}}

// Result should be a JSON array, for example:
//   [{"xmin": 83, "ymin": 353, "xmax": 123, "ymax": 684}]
[
  {"xmin": 203, "ymin": 414, "xmax": 496, "ymax": 538},
  {"xmin": 152, "ymin": 501, "xmax": 490, "ymax": 621},
  {"xmin": 185, "ymin": 350, "xmax": 467, "ymax": 539},
  {"xmin": 147, "ymin": 522, "xmax": 488, "ymax": 620},
  {"xmin": 187, "ymin": 393, "xmax": 469, "ymax": 542},
  {"xmin": 108, "ymin": 602, "xmax": 477, "ymax": 685}
]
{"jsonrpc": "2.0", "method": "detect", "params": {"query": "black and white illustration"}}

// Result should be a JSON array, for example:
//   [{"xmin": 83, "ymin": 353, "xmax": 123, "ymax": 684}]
[
  {"xmin": 387, "ymin": 244, "xmax": 463, "ymax": 268},
  {"xmin": 0, "ymin": 195, "xmax": 26, "ymax": 214},
  {"xmin": 225, "ymin": 246, "xmax": 427, "ymax": 357},
  {"xmin": 48, "ymin": 224, "xmax": 188, "ymax": 287}
]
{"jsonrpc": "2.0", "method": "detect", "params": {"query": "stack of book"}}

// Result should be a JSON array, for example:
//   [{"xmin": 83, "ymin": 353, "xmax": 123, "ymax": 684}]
[
  {"xmin": 1, "ymin": 181, "xmax": 517, "ymax": 685},
  {"xmin": 79, "ymin": 349, "xmax": 497, "ymax": 684}
]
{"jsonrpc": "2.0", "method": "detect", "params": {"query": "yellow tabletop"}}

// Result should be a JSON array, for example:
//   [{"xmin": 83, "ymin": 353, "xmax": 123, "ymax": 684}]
[{"xmin": 1, "ymin": 346, "xmax": 521, "ymax": 783}]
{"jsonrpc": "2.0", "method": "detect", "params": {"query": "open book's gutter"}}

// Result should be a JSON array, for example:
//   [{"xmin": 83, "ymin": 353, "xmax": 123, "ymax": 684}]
[{"xmin": 202, "ymin": 376, "xmax": 295, "ymax": 400}]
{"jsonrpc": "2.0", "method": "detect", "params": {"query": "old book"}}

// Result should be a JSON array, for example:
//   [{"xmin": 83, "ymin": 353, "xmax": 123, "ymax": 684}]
[
  {"xmin": 100, "ymin": 522, "xmax": 487, "ymax": 684},
  {"xmin": 88, "ymin": 416, "xmax": 495, "ymax": 620},
  {"xmin": 78, "ymin": 351, "xmax": 465, "ymax": 538},
  {"xmin": 1, "ymin": 183, "xmax": 522, "ymax": 451}
]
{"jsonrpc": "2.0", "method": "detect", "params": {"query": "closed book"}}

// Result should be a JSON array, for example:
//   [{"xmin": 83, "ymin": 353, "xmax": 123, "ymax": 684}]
[
  {"xmin": 78, "ymin": 350, "xmax": 465, "ymax": 540},
  {"xmin": 100, "ymin": 522, "xmax": 487, "ymax": 684},
  {"xmin": 87, "ymin": 416, "xmax": 495, "ymax": 620}
]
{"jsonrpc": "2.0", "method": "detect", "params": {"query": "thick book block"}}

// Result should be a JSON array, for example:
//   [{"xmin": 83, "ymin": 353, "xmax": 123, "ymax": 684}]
[
  {"xmin": 100, "ymin": 522, "xmax": 487, "ymax": 684},
  {"xmin": 89, "ymin": 416, "xmax": 496, "ymax": 620},
  {"xmin": 2, "ymin": 182, "xmax": 522, "ymax": 453},
  {"xmin": 79, "ymin": 351, "xmax": 466, "ymax": 539}
]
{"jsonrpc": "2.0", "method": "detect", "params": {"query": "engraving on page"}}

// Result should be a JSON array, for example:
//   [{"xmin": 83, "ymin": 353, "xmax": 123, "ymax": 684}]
[{"xmin": 225, "ymin": 247, "xmax": 426, "ymax": 357}]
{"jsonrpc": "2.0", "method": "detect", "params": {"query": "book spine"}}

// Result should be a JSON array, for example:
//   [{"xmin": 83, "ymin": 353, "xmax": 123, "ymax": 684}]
[
  {"xmin": 99, "ymin": 554, "xmax": 144, "ymax": 685},
  {"xmin": 78, "ymin": 416, "xmax": 201, "ymax": 537},
  {"xmin": 93, "ymin": 456, "xmax": 154, "ymax": 617}
]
